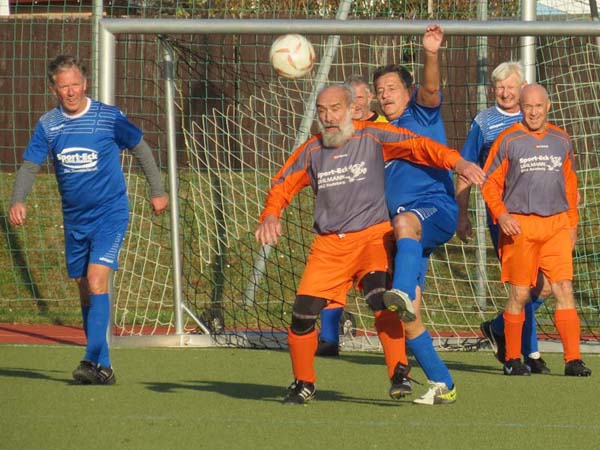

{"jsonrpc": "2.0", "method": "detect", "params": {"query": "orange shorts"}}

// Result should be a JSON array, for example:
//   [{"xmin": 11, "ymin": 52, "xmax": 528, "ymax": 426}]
[
  {"xmin": 499, "ymin": 212, "xmax": 573, "ymax": 287},
  {"xmin": 297, "ymin": 221, "xmax": 394, "ymax": 306}
]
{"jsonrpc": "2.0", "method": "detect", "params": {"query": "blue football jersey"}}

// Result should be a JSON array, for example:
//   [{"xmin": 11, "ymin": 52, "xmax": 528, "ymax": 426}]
[
  {"xmin": 384, "ymin": 92, "xmax": 453, "ymax": 212},
  {"xmin": 23, "ymin": 98, "xmax": 143, "ymax": 226},
  {"xmin": 461, "ymin": 104, "xmax": 522, "ymax": 168}
]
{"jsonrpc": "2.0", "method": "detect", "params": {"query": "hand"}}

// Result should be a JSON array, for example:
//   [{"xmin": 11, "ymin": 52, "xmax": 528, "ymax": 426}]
[
  {"xmin": 423, "ymin": 24, "xmax": 444, "ymax": 54},
  {"xmin": 456, "ymin": 211, "xmax": 473, "ymax": 243},
  {"xmin": 8, "ymin": 202, "xmax": 27, "ymax": 226},
  {"xmin": 150, "ymin": 194, "xmax": 169, "ymax": 215},
  {"xmin": 454, "ymin": 159, "xmax": 486, "ymax": 186},
  {"xmin": 497, "ymin": 212, "xmax": 521, "ymax": 236},
  {"xmin": 255, "ymin": 214, "xmax": 282, "ymax": 246}
]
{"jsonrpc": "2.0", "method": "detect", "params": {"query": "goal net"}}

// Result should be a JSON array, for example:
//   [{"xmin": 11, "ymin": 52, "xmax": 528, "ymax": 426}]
[
  {"xmin": 1, "ymin": 1, "xmax": 599, "ymax": 352},
  {"xmin": 111, "ymin": 22, "xmax": 600, "ymax": 351}
]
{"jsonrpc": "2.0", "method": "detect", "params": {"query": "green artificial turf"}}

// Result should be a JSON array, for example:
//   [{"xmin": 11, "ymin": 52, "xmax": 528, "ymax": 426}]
[{"xmin": 1, "ymin": 345, "xmax": 599, "ymax": 450}]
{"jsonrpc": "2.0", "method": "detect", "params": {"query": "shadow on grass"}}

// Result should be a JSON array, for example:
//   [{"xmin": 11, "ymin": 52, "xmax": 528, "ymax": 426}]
[
  {"xmin": 336, "ymin": 351, "xmax": 501, "ymax": 375},
  {"xmin": 0, "ymin": 366, "xmax": 66, "ymax": 381},
  {"xmin": 142, "ymin": 380, "xmax": 405, "ymax": 406}
]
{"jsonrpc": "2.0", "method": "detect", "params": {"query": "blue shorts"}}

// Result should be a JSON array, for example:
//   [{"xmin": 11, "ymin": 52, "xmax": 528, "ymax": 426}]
[
  {"xmin": 391, "ymin": 196, "xmax": 458, "ymax": 289},
  {"xmin": 64, "ymin": 217, "xmax": 129, "ymax": 278}
]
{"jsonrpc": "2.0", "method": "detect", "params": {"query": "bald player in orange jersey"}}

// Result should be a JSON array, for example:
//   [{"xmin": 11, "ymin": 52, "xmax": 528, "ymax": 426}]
[{"xmin": 482, "ymin": 84, "xmax": 591, "ymax": 377}]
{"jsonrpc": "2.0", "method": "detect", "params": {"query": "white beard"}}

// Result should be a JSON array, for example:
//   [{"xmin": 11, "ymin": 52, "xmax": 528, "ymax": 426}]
[{"xmin": 318, "ymin": 110, "xmax": 355, "ymax": 148}]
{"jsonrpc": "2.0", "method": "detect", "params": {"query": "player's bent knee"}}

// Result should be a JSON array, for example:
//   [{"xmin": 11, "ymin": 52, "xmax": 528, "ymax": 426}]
[
  {"xmin": 290, "ymin": 295, "xmax": 327, "ymax": 335},
  {"xmin": 361, "ymin": 271, "xmax": 387, "ymax": 311}
]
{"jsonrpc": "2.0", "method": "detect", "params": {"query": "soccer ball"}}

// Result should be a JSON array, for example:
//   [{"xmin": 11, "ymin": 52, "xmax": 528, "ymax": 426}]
[{"xmin": 269, "ymin": 34, "xmax": 316, "ymax": 79}]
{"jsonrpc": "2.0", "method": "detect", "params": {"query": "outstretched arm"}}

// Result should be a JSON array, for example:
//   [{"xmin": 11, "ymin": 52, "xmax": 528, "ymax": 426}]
[
  {"xmin": 381, "ymin": 131, "xmax": 485, "ymax": 186},
  {"xmin": 416, "ymin": 24, "xmax": 443, "ymax": 108}
]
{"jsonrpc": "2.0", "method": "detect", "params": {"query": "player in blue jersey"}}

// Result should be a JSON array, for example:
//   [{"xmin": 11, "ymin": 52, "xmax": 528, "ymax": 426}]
[
  {"xmin": 456, "ymin": 61, "xmax": 551, "ymax": 374},
  {"xmin": 372, "ymin": 24, "xmax": 458, "ymax": 405},
  {"xmin": 316, "ymin": 75, "xmax": 387, "ymax": 357},
  {"xmin": 8, "ymin": 55, "xmax": 169, "ymax": 385}
]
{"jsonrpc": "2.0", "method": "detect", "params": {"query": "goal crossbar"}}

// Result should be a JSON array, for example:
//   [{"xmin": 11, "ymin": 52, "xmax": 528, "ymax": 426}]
[{"xmin": 99, "ymin": 18, "xmax": 600, "ymax": 36}]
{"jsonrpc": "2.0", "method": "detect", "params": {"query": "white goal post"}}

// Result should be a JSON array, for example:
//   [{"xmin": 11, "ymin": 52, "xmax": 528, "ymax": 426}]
[{"xmin": 99, "ymin": 16, "xmax": 600, "ymax": 351}]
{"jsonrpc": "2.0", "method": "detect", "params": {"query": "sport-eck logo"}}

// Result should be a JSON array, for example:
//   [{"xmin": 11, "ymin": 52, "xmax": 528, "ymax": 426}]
[
  {"xmin": 57, "ymin": 147, "xmax": 99, "ymax": 171},
  {"xmin": 519, "ymin": 154, "xmax": 562, "ymax": 172},
  {"xmin": 317, "ymin": 161, "xmax": 367, "ymax": 188}
]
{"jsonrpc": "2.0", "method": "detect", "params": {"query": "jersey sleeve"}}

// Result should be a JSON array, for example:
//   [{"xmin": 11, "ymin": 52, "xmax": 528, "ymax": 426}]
[
  {"xmin": 412, "ymin": 91, "xmax": 443, "ymax": 125},
  {"xmin": 258, "ymin": 140, "xmax": 313, "ymax": 222},
  {"xmin": 377, "ymin": 123, "xmax": 460, "ymax": 169},
  {"xmin": 22, "ymin": 121, "xmax": 50, "ymax": 165},
  {"xmin": 563, "ymin": 137, "xmax": 579, "ymax": 227},
  {"xmin": 461, "ymin": 118, "xmax": 484, "ymax": 165},
  {"xmin": 481, "ymin": 136, "xmax": 509, "ymax": 222},
  {"xmin": 114, "ymin": 110, "xmax": 144, "ymax": 150}
]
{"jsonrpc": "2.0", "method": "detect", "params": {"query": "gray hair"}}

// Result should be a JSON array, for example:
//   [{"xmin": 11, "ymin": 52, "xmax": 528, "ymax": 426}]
[
  {"xmin": 491, "ymin": 61, "xmax": 525, "ymax": 85},
  {"xmin": 47, "ymin": 55, "xmax": 87, "ymax": 85},
  {"xmin": 316, "ymin": 83, "xmax": 355, "ymax": 105},
  {"xmin": 344, "ymin": 74, "xmax": 370, "ymax": 88}
]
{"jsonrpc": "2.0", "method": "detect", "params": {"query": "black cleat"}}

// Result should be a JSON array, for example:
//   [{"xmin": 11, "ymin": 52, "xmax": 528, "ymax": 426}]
[
  {"xmin": 389, "ymin": 362, "xmax": 416, "ymax": 399},
  {"xmin": 503, "ymin": 358, "xmax": 531, "ymax": 376},
  {"xmin": 525, "ymin": 357, "xmax": 551, "ymax": 375},
  {"xmin": 315, "ymin": 339, "xmax": 340, "ymax": 357},
  {"xmin": 480, "ymin": 320, "xmax": 506, "ymax": 363},
  {"xmin": 73, "ymin": 361, "xmax": 116, "ymax": 385},
  {"xmin": 96, "ymin": 366, "xmax": 117, "ymax": 385},
  {"xmin": 72, "ymin": 360, "xmax": 98, "ymax": 384},
  {"xmin": 283, "ymin": 380, "xmax": 316, "ymax": 405},
  {"xmin": 564, "ymin": 359, "xmax": 592, "ymax": 377},
  {"xmin": 383, "ymin": 289, "xmax": 416, "ymax": 322}
]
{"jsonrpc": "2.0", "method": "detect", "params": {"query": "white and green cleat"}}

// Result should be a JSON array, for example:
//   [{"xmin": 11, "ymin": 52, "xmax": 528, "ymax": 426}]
[
  {"xmin": 413, "ymin": 381, "xmax": 456, "ymax": 405},
  {"xmin": 383, "ymin": 289, "xmax": 416, "ymax": 322}
]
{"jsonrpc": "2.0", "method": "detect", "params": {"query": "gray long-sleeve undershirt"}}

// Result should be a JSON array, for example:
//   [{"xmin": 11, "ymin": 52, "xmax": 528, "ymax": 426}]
[
  {"xmin": 10, "ymin": 138, "xmax": 166, "ymax": 205},
  {"xmin": 130, "ymin": 138, "xmax": 167, "ymax": 198}
]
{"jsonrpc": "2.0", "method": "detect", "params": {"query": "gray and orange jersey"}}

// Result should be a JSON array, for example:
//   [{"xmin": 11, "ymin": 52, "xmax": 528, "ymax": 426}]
[
  {"xmin": 482, "ymin": 121, "xmax": 578, "ymax": 227},
  {"xmin": 259, "ymin": 120, "xmax": 460, "ymax": 235}
]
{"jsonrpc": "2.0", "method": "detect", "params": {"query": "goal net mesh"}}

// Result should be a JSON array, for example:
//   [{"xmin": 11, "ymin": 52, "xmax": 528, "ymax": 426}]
[{"xmin": 2, "ymin": 1, "xmax": 598, "ymax": 351}]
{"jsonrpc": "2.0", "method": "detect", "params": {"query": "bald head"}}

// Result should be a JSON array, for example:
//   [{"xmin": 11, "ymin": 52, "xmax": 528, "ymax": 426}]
[{"xmin": 520, "ymin": 84, "xmax": 551, "ymax": 132}]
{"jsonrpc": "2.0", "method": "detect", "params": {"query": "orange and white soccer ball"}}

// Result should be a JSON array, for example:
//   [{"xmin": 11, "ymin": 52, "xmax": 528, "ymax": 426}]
[{"xmin": 269, "ymin": 34, "xmax": 316, "ymax": 79}]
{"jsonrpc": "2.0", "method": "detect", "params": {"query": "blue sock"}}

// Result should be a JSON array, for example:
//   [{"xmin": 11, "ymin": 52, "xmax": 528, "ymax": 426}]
[
  {"xmin": 392, "ymin": 238, "xmax": 422, "ymax": 300},
  {"xmin": 81, "ymin": 305, "xmax": 90, "ymax": 338},
  {"xmin": 319, "ymin": 307, "xmax": 343, "ymax": 345},
  {"xmin": 84, "ymin": 293, "xmax": 111, "ymax": 367},
  {"xmin": 522, "ymin": 296, "xmax": 544, "ymax": 357},
  {"xmin": 407, "ymin": 330, "xmax": 454, "ymax": 389}
]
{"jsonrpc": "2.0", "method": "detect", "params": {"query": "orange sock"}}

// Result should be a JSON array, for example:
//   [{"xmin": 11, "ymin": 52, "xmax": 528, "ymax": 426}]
[
  {"xmin": 287, "ymin": 328, "xmax": 318, "ymax": 383},
  {"xmin": 554, "ymin": 308, "xmax": 581, "ymax": 362},
  {"xmin": 503, "ymin": 310, "xmax": 525, "ymax": 361},
  {"xmin": 374, "ymin": 310, "xmax": 407, "ymax": 379}
]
